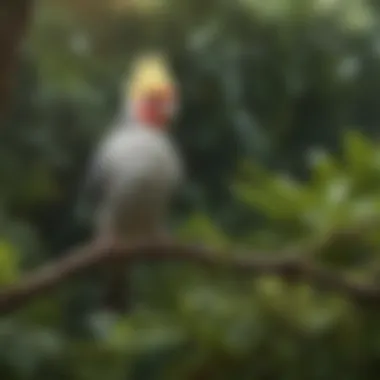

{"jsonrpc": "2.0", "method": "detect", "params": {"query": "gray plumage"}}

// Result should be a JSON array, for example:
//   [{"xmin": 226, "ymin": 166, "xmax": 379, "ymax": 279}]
[
  {"xmin": 82, "ymin": 115, "xmax": 183, "ymax": 311},
  {"xmin": 86, "ymin": 117, "xmax": 183, "ymax": 241}
]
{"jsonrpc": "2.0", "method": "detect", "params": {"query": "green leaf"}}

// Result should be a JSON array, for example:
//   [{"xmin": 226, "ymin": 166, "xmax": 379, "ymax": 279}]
[
  {"xmin": 178, "ymin": 214, "xmax": 229, "ymax": 248},
  {"xmin": 309, "ymin": 149, "xmax": 341, "ymax": 187},
  {"xmin": 0, "ymin": 240, "xmax": 19, "ymax": 286},
  {"xmin": 343, "ymin": 131, "xmax": 373, "ymax": 175}
]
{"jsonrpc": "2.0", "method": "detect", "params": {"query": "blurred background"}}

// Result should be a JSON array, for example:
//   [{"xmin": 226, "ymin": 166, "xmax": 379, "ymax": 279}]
[{"xmin": 2, "ymin": 0, "xmax": 380, "ymax": 378}]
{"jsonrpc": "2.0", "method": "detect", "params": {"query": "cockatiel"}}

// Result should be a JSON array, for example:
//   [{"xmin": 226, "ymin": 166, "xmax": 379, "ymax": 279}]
[{"xmin": 83, "ymin": 53, "xmax": 183, "ymax": 311}]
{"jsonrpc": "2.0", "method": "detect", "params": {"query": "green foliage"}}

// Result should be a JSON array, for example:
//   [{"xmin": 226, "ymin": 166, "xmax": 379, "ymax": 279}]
[
  {"xmin": 236, "ymin": 132, "xmax": 380, "ymax": 244},
  {"xmin": 0, "ymin": 241, "xmax": 19, "ymax": 285},
  {"xmin": 3, "ymin": 0, "xmax": 380, "ymax": 378},
  {"xmin": 178, "ymin": 213, "xmax": 230, "ymax": 248},
  {"xmin": 4, "ymin": 132, "xmax": 380, "ymax": 379}
]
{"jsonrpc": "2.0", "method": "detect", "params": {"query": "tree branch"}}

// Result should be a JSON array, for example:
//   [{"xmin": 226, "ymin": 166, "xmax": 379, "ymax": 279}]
[{"xmin": 0, "ymin": 241, "xmax": 380, "ymax": 314}]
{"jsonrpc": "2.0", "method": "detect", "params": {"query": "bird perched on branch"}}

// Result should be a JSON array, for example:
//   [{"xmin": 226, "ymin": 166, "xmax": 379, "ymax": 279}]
[{"xmin": 82, "ymin": 53, "xmax": 183, "ymax": 312}]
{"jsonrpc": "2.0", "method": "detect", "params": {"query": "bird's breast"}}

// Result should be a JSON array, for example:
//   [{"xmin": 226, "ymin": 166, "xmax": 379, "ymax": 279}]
[{"xmin": 103, "ymin": 130, "xmax": 182, "ymax": 211}]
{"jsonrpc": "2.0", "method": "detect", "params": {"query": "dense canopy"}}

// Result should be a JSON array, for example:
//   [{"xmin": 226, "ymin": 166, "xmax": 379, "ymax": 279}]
[{"xmin": 1, "ymin": 0, "xmax": 380, "ymax": 378}]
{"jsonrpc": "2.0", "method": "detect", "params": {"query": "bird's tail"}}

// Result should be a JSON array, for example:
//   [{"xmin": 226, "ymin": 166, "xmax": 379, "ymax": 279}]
[{"xmin": 104, "ymin": 263, "xmax": 132, "ymax": 313}]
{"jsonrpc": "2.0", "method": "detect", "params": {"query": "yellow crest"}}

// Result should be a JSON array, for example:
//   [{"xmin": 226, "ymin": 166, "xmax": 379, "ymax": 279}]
[{"xmin": 125, "ymin": 53, "xmax": 175, "ymax": 101}]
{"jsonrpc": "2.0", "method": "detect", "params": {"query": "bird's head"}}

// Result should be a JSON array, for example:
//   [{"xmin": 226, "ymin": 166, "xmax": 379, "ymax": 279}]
[{"xmin": 126, "ymin": 53, "xmax": 178, "ymax": 129}]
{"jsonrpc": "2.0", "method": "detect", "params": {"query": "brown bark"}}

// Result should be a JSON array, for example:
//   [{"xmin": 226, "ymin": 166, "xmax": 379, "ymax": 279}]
[
  {"xmin": 0, "ymin": 0, "xmax": 33, "ymax": 117},
  {"xmin": 0, "ymin": 241, "xmax": 380, "ymax": 315}
]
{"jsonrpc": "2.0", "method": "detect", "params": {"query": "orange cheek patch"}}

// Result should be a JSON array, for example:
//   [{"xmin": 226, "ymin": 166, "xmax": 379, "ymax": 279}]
[
  {"xmin": 133, "ymin": 85, "xmax": 177, "ymax": 127},
  {"xmin": 137, "ymin": 104, "xmax": 169, "ymax": 128}
]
